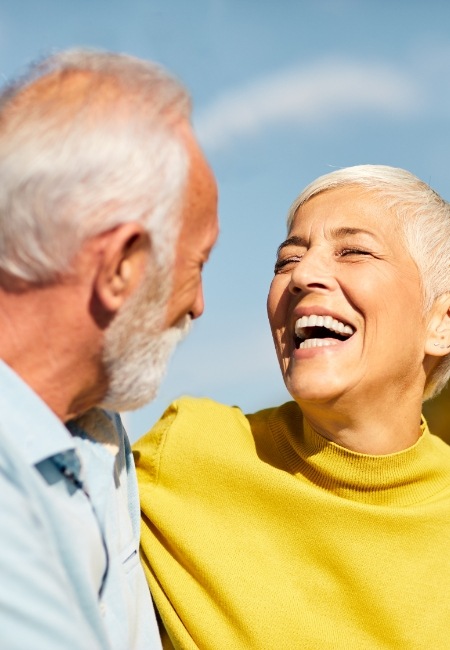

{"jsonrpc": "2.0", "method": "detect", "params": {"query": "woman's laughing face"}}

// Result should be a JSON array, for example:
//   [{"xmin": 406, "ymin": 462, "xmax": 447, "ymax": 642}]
[{"xmin": 267, "ymin": 186, "xmax": 430, "ymax": 408}]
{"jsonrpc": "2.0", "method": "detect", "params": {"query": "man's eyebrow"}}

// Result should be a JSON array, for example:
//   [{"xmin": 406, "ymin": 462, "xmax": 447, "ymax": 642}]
[{"xmin": 276, "ymin": 236, "xmax": 307, "ymax": 256}]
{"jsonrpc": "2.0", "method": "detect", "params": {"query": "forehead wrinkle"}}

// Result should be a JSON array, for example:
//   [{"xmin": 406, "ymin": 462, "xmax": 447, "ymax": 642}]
[{"xmin": 329, "ymin": 226, "xmax": 379, "ymax": 240}]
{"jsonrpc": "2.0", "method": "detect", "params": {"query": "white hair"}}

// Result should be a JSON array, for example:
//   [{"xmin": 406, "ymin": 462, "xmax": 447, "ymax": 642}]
[
  {"xmin": 287, "ymin": 165, "xmax": 450, "ymax": 399},
  {"xmin": 0, "ymin": 48, "xmax": 191, "ymax": 283}
]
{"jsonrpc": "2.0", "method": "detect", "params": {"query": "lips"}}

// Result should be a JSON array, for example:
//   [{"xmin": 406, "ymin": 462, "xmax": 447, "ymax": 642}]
[{"xmin": 294, "ymin": 314, "xmax": 355, "ymax": 350}]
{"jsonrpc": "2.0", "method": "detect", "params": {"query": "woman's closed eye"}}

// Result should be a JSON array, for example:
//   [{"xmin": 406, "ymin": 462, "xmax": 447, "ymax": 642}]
[
  {"xmin": 337, "ymin": 247, "xmax": 373, "ymax": 258},
  {"xmin": 274, "ymin": 256, "xmax": 303, "ymax": 273}
]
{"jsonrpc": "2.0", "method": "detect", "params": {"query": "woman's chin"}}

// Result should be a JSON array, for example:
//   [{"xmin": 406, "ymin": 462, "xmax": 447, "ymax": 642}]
[{"xmin": 285, "ymin": 375, "xmax": 351, "ymax": 405}]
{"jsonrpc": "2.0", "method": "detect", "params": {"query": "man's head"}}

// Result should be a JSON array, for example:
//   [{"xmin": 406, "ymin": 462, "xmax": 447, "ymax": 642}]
[
  {"xmin": 0, "ymin": 49, "xmax": 218, "ymax": 414},
  {"xmin": 101, "ymin": 122, "xmax": 219, "ymax": 411}
]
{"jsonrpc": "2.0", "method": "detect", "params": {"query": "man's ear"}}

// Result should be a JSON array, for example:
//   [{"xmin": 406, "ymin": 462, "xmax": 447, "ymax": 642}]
[
  {"xmin": 94, "ymin": 222, "xmax": 150, "ymax": 314},
  {"xmin": 424, "ymin": 293, "xmax": 450, "ymax": 357}
]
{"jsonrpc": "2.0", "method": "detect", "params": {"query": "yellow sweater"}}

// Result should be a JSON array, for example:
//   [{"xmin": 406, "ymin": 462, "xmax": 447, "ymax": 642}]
[{"xmin": 134, "ymin": 398, "xmax": 450, "ymax": 649}]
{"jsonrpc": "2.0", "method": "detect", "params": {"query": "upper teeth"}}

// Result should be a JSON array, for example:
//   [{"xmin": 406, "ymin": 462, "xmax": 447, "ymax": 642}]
[{"xmin": 294, "ymin": 314, "xmax": 354, "ymax": 339}]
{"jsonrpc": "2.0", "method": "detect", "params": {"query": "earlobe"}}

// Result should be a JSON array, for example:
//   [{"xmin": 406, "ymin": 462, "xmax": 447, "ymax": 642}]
[
  {"xmin": 425, "ymin": 293, "xmax": 450, "ymax": 357},
  {"xmin": 95, "ymin": 223, "xmax": 150, "ymax": 314}
]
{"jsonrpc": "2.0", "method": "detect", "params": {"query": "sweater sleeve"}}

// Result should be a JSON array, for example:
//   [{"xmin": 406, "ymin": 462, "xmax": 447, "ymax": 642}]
[
  {"xmin": 133, "ymin": 402, "xmax": 179, "ymax": 488},
  {"xmin": 134, "ymin": 397, "xmax": 254, "ymax": 650}
]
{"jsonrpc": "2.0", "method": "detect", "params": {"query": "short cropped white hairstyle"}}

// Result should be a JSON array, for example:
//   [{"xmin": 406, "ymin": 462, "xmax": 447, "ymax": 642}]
[
  {"xmin": 287, "ymin": 165, "xmax": 450, "ymax": 400},
  {"xmin": 0, "ymin": 48, "xmax": 191, "ymax": 283}
]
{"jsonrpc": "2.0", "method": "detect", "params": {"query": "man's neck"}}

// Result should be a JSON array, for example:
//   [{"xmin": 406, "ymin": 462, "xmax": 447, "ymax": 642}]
[{"xmin": 0, "ymin": 283, "xmax": 106, "ymax": 422}]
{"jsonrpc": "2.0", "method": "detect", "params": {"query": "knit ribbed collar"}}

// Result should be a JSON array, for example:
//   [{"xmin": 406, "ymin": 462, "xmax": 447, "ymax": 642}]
[{"xmin": 269, "ymin": 402, "xmax": 450, "ymax": 506}]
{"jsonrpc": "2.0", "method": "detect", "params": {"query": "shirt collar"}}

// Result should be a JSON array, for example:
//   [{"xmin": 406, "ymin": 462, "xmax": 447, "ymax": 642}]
[{"xmin": 0, "ymin": 360, "xmax": 75, "ymax": 466}]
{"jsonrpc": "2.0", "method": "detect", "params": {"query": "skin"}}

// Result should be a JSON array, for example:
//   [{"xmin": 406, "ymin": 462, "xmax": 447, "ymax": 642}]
[
  {"xmin": 164, "ymin": 122, "xmax": 219, "ymax": 328},
  {"xmin": 267, "ymin": 186, "xmax": 450, "ymax": 454},
  {"xmin": 0, "ymin": 119, "xmax": 218, "ymax": 422}
]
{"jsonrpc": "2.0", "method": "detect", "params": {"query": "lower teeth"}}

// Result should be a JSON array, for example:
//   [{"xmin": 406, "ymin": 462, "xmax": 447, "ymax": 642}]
[{"xmin": 299, "ymin": 338, "xmax": 339, "ymax": 349}]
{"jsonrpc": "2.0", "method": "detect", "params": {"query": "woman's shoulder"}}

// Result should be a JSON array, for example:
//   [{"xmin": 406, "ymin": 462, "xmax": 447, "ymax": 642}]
[
  {"xmin": 134, "ymin": 397, "xmax": 300, "ymax": 492},
  {"xmin": 133, "ymin": 396, "xmax": 299, "ymax": 460},
  {"xmin": 133, "ymin": 397, "xmax": 248, "ymax": 462},
  {"xmin": 164, "ymin": 396, "xmax": 301, "ymax": 429}
]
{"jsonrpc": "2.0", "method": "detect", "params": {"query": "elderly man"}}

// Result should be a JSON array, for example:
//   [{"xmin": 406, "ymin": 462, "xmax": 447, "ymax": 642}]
[{"xmin": 0, "ymin": 49, "xmax": 218, "ymax": 649}]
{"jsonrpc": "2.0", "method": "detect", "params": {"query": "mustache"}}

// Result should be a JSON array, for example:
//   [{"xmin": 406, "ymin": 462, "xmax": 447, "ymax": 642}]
[{"xmin": 174, "ymin": 314, "xmax": 192, "ymax": 339}]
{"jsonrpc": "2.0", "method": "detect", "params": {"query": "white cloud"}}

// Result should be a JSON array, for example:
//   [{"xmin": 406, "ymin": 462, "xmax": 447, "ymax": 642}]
[{"xmin": 194, "ymin": 58, "xmax": 422, "ymax": 151}]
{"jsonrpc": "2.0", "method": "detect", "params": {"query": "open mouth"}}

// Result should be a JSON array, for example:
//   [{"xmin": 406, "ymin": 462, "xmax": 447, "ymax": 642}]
[{"xmin": 294, "ymin": 314, "xmax": 355, "ymax": 350}]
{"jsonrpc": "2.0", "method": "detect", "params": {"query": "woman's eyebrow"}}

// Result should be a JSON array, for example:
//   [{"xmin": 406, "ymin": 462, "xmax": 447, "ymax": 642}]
[
  {"xmin": 277, "ymin": 228, "xmax": 380, "ymax": 256},
  {"xmin": 330, "ymin": 226, "xmax": 378, "ymax": 240},
  {"xmin": 276, "ymin": 236, "xmax": 307, "ymax": 255}
]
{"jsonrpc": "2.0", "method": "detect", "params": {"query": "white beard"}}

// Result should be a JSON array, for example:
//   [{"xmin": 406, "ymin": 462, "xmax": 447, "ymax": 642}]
[{"xmin": 99, "ymin": 269, "xmax": 191, "ymax": 412}]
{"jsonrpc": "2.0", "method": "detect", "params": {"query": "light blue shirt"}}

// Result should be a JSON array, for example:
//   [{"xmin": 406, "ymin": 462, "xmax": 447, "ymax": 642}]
[{"xmin": 0, "ymin": 360, "xmax": 162, "ymax": 650}]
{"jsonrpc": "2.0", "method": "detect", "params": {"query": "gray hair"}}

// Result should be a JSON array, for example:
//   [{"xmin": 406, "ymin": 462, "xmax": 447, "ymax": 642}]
[
  {"xmin": 287, "ymin": 164, "xmax": 450, "ymax": 400},
  {"xmin": 0, "ymin": 48, "xmax": 191, "ymax": 283}
]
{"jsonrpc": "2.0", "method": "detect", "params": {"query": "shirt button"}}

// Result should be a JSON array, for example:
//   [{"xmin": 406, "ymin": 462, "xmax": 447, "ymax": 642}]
[{"xmin": 100, "ymin": 602, "xmax": 107, "ymax": 617}]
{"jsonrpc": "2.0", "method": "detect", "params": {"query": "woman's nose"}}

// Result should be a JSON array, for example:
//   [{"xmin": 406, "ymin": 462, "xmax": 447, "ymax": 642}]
[{"xmin": 288, "ymin": 248, "xmax": 336, "ymax": 295}]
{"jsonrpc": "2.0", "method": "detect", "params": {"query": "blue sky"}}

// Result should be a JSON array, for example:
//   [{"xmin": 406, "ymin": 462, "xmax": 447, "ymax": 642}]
[{"xmin": 1, "ymin": 1, "xmax": 450, "ymax": 440}]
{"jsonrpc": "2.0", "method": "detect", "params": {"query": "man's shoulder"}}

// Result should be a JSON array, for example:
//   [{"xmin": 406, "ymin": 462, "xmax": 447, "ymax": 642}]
[{"xmin": 0, "ymin": 423, "xmax": 31, "ymax": 484}]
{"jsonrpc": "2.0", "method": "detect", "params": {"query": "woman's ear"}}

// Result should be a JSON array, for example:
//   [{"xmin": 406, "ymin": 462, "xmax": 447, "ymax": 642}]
[
  {"xmin": 94, "ymin": 222, "xmax": 151, "ymax": 314},
  {"xmin": 425, "ymin": 293, "xmax": 450, "ymax": 357}
]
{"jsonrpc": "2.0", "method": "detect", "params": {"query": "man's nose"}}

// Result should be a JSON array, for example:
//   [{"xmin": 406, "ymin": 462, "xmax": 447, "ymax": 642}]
[{"xmin": 190, "ymin": 283, "xmax": 205, "ymax": 319}]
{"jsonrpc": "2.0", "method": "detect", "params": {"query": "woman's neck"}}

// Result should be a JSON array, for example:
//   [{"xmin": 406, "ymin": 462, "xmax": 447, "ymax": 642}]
[{"xmin": 299, "ymin": 392, "xmax": 424, "ymax": 455}]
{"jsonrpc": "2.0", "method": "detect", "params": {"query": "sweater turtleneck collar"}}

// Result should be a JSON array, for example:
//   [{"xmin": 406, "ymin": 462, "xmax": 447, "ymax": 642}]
[{"xmin": 269, "ymin": 402, "xmax": 450, "ymax": 506}]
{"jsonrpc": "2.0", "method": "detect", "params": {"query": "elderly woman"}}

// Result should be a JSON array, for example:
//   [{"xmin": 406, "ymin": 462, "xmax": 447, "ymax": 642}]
[{"xmin": 134, "ymin": 165, "xmax": 450, "ymax": 649}]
